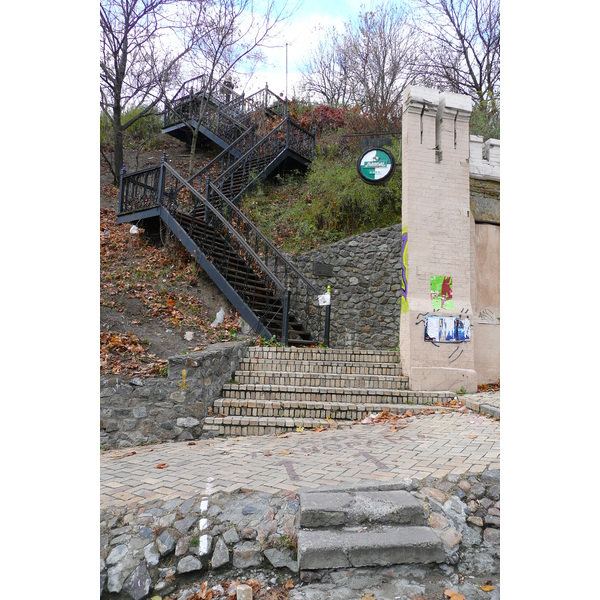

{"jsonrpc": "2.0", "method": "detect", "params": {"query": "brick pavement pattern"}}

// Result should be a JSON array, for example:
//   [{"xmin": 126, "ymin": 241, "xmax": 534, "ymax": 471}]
[{"xmin": 101, "ymin": 410, "xmax": 499, "ymax": 510}]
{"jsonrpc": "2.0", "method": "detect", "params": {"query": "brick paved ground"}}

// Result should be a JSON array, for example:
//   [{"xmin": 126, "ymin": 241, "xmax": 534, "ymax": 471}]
[{"xmin": 101, "ymin": 400, "xmax": 500, "ymax": 510}]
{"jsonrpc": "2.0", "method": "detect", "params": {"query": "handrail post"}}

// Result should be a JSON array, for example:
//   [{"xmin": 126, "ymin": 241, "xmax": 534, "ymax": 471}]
[
  {"xmin": 118, "ymin": 164, "xmax": 126, "ymax": 214},
  {"xmin": 324, "ymin": 284, "xmax": 331, "ymax": 347},
  {"xmin": 324, "ymin": 305, "xmax": 331, "ymax": 347},
  {"xmin": 205, "ymin": 176, "xmax": 210, "ymax": 223},
  {"xmin": 157, "ymin": 152, "xmax": 167, "ymax": 206},
  {"xmin": 281, "ymin": 289, "xmax": 290, "ymax": 346},
  {"xmin": 286, "ymin": 117, "xmax": 290, "ymax": 148}
]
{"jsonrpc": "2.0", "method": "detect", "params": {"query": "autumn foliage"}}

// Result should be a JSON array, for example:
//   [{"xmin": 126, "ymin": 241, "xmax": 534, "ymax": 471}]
[{"xmin": 100, "ymin": 208, "xmax": 243, "ymax": 377}]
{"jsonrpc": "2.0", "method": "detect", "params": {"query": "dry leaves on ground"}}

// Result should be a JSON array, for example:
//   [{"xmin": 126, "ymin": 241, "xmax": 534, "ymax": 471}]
[
  {"xmin": 478, "ymin": 379, "xmax": 500, "ymax": 392},
  {"xmin": 100, "ymin": 208, "xmax": 244, "ymax": 376},
  {"xmin": 444, "ymin": 590, "xmax": 466, "ymax": 600}
]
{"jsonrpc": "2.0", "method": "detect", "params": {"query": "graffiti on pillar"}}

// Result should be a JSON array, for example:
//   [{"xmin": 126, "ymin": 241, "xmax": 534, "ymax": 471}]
[
  {"xmin": 399, "ymin": 227, "xmax": 408, "ymax": 313},
  {"xmin": 430, "ymin": 275, "xmax": 454, "ymax": 310}
]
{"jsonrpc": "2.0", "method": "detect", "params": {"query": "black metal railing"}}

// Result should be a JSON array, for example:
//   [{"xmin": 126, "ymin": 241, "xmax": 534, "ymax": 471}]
[
  {"xmin": 118, "ymin": 157, "xmax": 330, "ymax": 345},
  {"xmin": 163, "ymin": 74, "xmax": 245, "ymax": 128},
  {"xmin": 205, "ymin": 180, "xmax": 329, "ymax": 345},
  {"xmin": 210, "ymin": 116, "xmax": 315, "ymax": 209},
  {"xmin": 225, "ymin": 85, "xmax": 287, "ymax": 119},
  {"xmin": 121, "ymin": 78, "xmax": 324, "ymax": 344}
]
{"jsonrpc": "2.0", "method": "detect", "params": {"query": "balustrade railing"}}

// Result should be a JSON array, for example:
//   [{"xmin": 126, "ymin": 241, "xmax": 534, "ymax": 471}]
[
  {"xmin": 210, "ymin": 117, "xmax": 314, "ymax": 209},
  {"xmin": 120, "ymin": 78, "xmax": 325, "ymax": 344},
  {"xmin": 118, "ymin": 156, "xmax": 329, "ymax": 345}
]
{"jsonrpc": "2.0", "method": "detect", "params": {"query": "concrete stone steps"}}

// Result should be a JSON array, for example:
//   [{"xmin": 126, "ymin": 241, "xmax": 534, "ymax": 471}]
[
  {"xmin": 245, "ymin": 346, "xmax": 402, "ymax": 364},
  {"xmin": 232, "ymin": 370, "xmax": 409, "ymax": 390},
  {"xmin": 297, "ymin": 487, "xmax": 446, "ymax": 571},
  {"xmin": 213, "ymin": 398, "xmax": 439, "ymax": 421},
  {"xmin": 205, "ymin": 346, "xmax": 454, "ymax": 438},
  {"xmin": 298, "ymin": 525, "xmax": 446, "ymax": 570},
  {"xmin": 203, "ymin": 415, "xmax": 339, "ymax": 437},
  {"xmin": 221, "ymin": 382, "xmax": 453, "ymax": 405},
  {"xmin": 239, "ymin": 358, "xmax": 403, "ymax": 376},
  {"xmin": 300, "ymin": 490, "xmax": 427, "ymax": 528}
]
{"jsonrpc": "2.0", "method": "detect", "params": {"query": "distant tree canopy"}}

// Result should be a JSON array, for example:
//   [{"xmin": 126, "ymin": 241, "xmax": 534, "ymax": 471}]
[{"xmin": 299, "ymin": 0, "xmax": 500, "ymax": 136}]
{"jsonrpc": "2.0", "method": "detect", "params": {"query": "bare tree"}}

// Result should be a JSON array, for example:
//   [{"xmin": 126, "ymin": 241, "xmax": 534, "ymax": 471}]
[
  {"xmin": 298, "ymin": 1, "xmax": 420, "ymax": 126},
  {"xmin": 298, "ymin": 26, "xmax": 350, "ymax": 107},
  {"xmin": 167, "ymin": 0, "xmax": 295, "ymax": 175},
  {"xmin": 413, "ymin": 0, "xmax": 500, "ymax": 108},
  {"xmin": 100, "ymin": 0, "xmax": 197, "ymax": 182},
  {"xmin": 341, "ymin": 2, "xmax": 420, "ymax": 125}
]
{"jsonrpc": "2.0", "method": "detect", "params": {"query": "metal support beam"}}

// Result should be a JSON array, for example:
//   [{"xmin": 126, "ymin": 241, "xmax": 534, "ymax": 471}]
[{"xmin": 159, "ymin": 207, "xmax": 272, "ymax": 340}]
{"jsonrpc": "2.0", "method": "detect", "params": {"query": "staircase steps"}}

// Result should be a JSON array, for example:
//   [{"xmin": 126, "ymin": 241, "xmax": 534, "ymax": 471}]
[
  {"xmin": 297, "ymin": 486, "xmax": 446, "ymax": 571},
  {"xmin": 239, "ymin": 358, "xmax": 404, "ymax": 376},
  {"xmin": 204, "ymin": 347, "xmax": 456, "ymax": 437},
  {"xmin": 173, "ymin": 211, "xmax": 313, "ymax": 344},
  {"xmin": 232, "ymin": 371, "xmax": 410, "ymax": 389},
  {"xmin": 213, "ymin": 398, "xmax": 436, "ymax": 421},
  {"xmin": 219, "ymin": 383, "xmax": 451, "ymax": 405},
  {"xmin": 141, "ymin": 84, "xmax": 316, "ymax": 345}
]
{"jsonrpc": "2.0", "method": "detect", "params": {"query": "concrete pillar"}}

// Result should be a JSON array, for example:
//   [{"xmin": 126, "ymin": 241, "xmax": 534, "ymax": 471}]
[{"xmin": 400, "ymin": 86, "xmax": 477, "ymax": 392}]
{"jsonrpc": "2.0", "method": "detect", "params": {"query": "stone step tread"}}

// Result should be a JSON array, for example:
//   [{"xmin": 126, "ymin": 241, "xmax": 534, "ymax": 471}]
[
  {"xmin": 234, "ymin": 370, "xmax": 408, "ymax": 383},
  {"xmin": 299, "ymin": 490, "xmax": 427, "ymax": 529},
  {"xmin": 213, "ymin": 398, "xmax": 445, "ymax": 416},
  {"xmin": 247, "ymin": 346, "xmax": 401, "ymax": 361},
  {"xmin": 243, "ymin": 356, "xmax": 401, "ymax": 367},
  {"xmin": 224, "ymin": 382, "xmax": 450, "ymax": 394},
  {"xmin": 230, "ymin": 379, "xmax": 409, "ymax": 391},
  {"xmin": 297, "ymin": 525, "xmax": 445, "ymax": 570},
  {"xmin": 204, "ymin": 415, "xmax": 339, "ymax": 428},
  {"xmin": 239, "ymin": 359, "xmax": 403, "ymax": 375}
]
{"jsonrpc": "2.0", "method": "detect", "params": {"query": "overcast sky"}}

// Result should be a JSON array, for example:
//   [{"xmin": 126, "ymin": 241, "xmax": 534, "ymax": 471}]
[{"xmin": 243, "ymin": 0, "xmax": 364, "ymax": 98}]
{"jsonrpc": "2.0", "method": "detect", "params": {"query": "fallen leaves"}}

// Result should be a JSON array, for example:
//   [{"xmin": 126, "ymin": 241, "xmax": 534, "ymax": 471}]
[
  {"xmin": 480, "ymin": 581, "xmax": 496, "ymax": 592},
  {"xmin": 111, "ymin": 451, "xmax": 136, "ymax": 459},
  {"xmin": 478, "ymin": 379, "xmax": 500, "ymax": 392},
  {"xmin": 361, "ymin": 411, "xmax": 413, "ymax": 426},
  {"xmin": 444, "ymin": 590, "xmax": 466, "ymax": 600},
  {"xmin": 155, "ymin": 462, "xmax": 169, "ymax": 469},
  {"xmin": 100, "ymin": 208, "xmax": 244, "ymax": 377}
]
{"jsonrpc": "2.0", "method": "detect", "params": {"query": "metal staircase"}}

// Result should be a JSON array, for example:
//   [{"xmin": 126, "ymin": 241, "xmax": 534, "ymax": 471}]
[{"xmin": 117, "ymin": 80, "xmax": 328, "ymax": 346}]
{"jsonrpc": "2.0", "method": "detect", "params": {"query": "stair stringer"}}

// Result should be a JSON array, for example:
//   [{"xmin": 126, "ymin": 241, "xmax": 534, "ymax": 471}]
[{"xmin": 158, "ymin": 206, "xmax": 273, "ymax": 340}]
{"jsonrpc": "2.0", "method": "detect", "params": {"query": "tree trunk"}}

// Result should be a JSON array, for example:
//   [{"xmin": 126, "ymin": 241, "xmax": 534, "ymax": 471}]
[
  {"xmin": 113, "ymin": 102, "xmax": 124, "ymax": 185},
  {"xmin": 189, "ymin": 127, "xmax": 199, "ymax": 177}
]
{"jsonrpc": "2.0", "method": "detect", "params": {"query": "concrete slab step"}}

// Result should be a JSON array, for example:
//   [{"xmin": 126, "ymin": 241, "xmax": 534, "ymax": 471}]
[
  {"xmin": 213, "ymin": 398, "xmax": 439, "ymax": 421},
  {"xmin": 297, "ymin": 525, "xmax": 446, "ymax": 570},
  {"xmin": 233, "ymin": 370, "xmax": 409, "ymax": 390},
  {"xmin": 221, "ymin": 383, "xmax": 454, "ymax": 405},
  {"xmin": 299, "ymin": 490, "xmax": 427, "ymax": 529}
]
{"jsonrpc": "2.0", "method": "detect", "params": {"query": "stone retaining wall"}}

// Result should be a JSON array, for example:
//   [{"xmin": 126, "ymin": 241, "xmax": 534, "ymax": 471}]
[
  {"xmin": 291, "ymin": 224, "xmax": 405, "ymax": 349},
  {"xmin": 100, "ymin": 341, "xmax": 250, "ymax": 449}
]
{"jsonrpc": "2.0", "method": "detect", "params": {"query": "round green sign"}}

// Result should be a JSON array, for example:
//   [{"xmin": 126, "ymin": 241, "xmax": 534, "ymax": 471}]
[{"xmin": 357, "ymin": 148, "xmax": 395, "ymax": 184}]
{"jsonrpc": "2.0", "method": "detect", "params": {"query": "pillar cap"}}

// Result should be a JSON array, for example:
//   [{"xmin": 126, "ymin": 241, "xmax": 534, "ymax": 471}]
[
  {"xmin": 439, "ymin": 91, "xmax": 472, "ymax": 115},
  {"xmin": 403, "ymin": 86, "xmax": 440, "ymax": 108}
]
